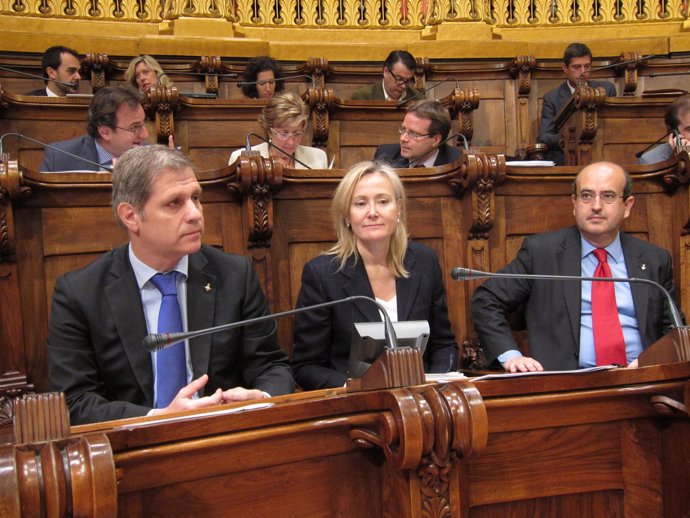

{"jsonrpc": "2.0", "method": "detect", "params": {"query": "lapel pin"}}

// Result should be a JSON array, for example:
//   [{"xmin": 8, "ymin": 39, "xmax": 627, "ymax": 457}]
[
  {"xmin": 640, "ymin": 264, "xmax": 646, "ymax": 271},
  {"xmin": 205, "ymin": 283, "xmax": 212, "ymax": 292}
]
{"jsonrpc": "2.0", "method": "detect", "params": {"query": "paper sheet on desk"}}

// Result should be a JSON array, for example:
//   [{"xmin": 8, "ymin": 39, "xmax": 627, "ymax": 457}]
[
  {"xmin": 506, "ymin": 160, "xmax": 555, "ymax": 167},
  {"xmin": 426, "ymin": 372, "xmax": 467, "ymax": 382},
  {"xmin": 469, "ymin": 365, "xmax": 617, "ymax": 382}
]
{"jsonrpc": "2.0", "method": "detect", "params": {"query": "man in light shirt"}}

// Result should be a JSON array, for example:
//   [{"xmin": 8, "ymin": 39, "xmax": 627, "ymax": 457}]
[{"xmin": 26, "ymin": 46, "xmax": 81, "ymax": 97}]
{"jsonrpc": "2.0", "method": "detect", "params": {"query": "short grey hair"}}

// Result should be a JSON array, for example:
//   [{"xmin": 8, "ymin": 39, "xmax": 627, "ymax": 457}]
[{"xmin": 111, "ymin": 145, "xmax": 197, "ymax": 225}]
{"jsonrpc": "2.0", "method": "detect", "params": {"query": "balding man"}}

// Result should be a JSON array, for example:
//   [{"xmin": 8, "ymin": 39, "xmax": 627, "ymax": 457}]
[{"xmin": 471, "ymin": 162, "xmax": 680, "ymax": 372}]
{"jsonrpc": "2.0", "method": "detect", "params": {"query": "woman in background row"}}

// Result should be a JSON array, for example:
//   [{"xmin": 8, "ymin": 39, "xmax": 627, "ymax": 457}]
[
  {"xmin": 229, "ymin": 91, "xmax": 327, "ymax": 169},
  {"xmin": 125, "ymin": 55, "xmax": 171, "ymax": 94},
  {"xmin": 291, "ymin": 161, "xmax": 458, "ymax": 390},
  {"xmin": 241, "ymin": 56, "xmax": 284, "ymax": 99}
]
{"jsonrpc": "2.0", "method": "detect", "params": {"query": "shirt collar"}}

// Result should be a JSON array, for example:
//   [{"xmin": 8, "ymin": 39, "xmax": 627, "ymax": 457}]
[
  {"xmin": 581, "ymin": 232, "xmax": 624, "ymax": 263},
  {"xmin": 94, "ymin": 139, "xmax": 115, "ymax": 168},
  {"xmin": 128, "ymin": 243, "xmax": 189, "ymax": 289},
  {"xmin": 410, "ymin": 149, "xmax": 439, "ymax": 168}
]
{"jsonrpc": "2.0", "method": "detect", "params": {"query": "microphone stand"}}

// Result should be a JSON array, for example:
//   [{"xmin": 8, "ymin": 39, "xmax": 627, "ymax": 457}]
[
  {"xmin": 634, "ymin": 130, "xmax": 673, "ymax": 158},
  {"xmin": 245, "ymin": 132, "xmax": 313, "ymax": 169},
  {"xmin": 399, "ymin": 132, "xmax": 467, "ymax": 168},
  {"xmin": 0, "ymin": 64, "xmax": 78, "ymax": 89},
  {"xmin": 0, "ymin": 132, "xmax": 113, "ymax": 172},
  {"xmin": 396, "ymin": 77, "xmax": 460, "ymax": 107},
  {"xmin": 143, "ymin": 295, "xmax": 398, "ymax": 351},
  {"xmin": 588, "ymin": 54, "xmax": 661, "ymax": 74},
  {"xmin": 451, "ymin": 267, "xmax": 684, "ymax": 329}
]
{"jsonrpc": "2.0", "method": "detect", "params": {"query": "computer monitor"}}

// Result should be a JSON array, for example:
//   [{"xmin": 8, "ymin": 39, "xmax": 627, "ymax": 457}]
[{"xmin": 347, "ymin": 320, "xmax": 430, "ymax": 379}]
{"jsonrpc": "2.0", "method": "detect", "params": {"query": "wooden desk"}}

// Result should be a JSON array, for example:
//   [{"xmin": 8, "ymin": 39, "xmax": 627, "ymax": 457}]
[{"xmin": 2, "ymin": 363, "xmax": 689, "ymax": 517}]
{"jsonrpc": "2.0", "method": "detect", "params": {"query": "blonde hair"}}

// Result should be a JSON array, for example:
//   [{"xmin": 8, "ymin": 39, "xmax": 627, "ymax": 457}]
[
  {"xmin": 258, "ymin": 91, "xmax": 309, "ymax": 133},
  {"xmin": 125, "ymin": 55, "xmax": 170, "ymax": 90},
  {"xmin": 327, "ymin": 161, "xmax": 409, "ymax": 278}
]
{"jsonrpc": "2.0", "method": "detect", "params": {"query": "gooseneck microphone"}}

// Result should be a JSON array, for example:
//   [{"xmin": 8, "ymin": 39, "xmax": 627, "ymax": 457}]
[
  {"xmin": 450, "ymin": 266, "xmax": 684, "ymax": 329},
  {"xmin": 142, "ymin": 295, "xmax": 398, "ymax": 352},
  {"xmin": 236, "ymin": 74, "xmax": 316, "ymax": 88},
  {"xmin": 244, "ymin": 132, "xmax": 313, "ymax": 169},
  {"xmin": 0, "ymin": 133, "xmax": 113, "ymax": 172},
  {"xmin": 634, "ymin": 130, "xmax": 673, "ymax": 158},
  {"xmin": 0, "ymin": 64, "xmax": 79, "ymax": 90},
  {"xmin": 396, "ymin": 77, "xmax": 460, "ymax": 107}
]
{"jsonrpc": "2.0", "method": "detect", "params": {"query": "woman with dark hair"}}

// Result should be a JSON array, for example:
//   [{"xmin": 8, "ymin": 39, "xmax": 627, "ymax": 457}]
[{"xmin": 241, "ymin": 56, "xmax": 285, "ymax": 99}]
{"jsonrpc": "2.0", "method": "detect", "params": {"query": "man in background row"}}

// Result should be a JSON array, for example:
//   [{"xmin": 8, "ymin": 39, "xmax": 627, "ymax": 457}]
[
  {"xmin": 537, "ymin": 43, "xmax": 617, "ymax": 165},
  {"xmin": 27, "ymin": 45, "xmax": 81, "ymax": 97},
  {"xmin": 471, "ymin": 161, "xmax": 679, "ymax": 372},
  {"xmin": 637, "ymin": 94, "xmax": 690, "ymax": 165},
  {"xmin": 40, "ymin": 86, "xmax": 149, "ymax": 171},
  {"xmin": 374, "ymin": 100, "xmax": 461, "ymax": 168},
  {"xmin": 352, "ymin": 50, "xmax": 418, "ymax": 103},
  {"xmin": 47, "ymin": 145, "xmax": 294, "ymax": 424}
]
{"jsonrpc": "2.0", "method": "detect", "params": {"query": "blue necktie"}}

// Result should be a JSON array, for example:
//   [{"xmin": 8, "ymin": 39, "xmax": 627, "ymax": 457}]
[{"xmin": 150, "ymin": 272, "xmax": 187, "ymax": 408}]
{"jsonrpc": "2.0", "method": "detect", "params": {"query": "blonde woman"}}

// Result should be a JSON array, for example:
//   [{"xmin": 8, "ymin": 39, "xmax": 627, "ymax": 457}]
[
  {"xmin": 229, "ymin": 91, "xmax": 327, "ymax": 169},
  {"xmin": 125, "ymin": 55, "xmax": 171, "ymax": 93},
  {"xmin": 292, "ymin": 161, "xmax": 458, "ymax": 389}
]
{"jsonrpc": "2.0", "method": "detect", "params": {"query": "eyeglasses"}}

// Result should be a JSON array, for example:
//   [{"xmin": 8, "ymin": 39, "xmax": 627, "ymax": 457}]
[
  {"xmin": 398, "ymin": 125, "xmax": 430, "ymax": 141},
  {"xmin": 386, "ymin": 68, "xmax": 415, "ymax": 86},
  {"xmin": 270, "ymin": 128, "xmax": 304, "ymax": 141},
  {"xmin": 114, "ymin": 121, "xmax": 149, "ymax": 135},
  {"xmin": 575, "ymin": 192, "xmax": 625, "ymax": 204}
]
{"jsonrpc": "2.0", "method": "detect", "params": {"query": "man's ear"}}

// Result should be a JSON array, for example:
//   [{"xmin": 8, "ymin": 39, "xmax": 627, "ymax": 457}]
[
  {"xmin": 46, "ymin": 67, "xmax": 58, "ymax": 80},
  {"xmin": 117, "ymin": 202, "xmax": 140, "ymax": 233},
  {"xmin": 98, "ymin": 125, "xmax": 112, "ymax": 142}
]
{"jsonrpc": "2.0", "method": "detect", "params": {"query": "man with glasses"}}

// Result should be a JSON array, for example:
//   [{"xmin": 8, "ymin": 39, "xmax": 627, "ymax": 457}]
[
  {"xmin": 537, "ymin": 43, "xmax": 617, "ymax": 165},
  {"xmin": 352, "ymin": 50, "xmax": 418, "ymax": 102},
  {"xmin": 374, "ymin": 100, "xmax": 461, "ymax": 168},
  {"xmin": 40, "ymin": 86, "xmax": 151, "ymax": 171},
  {"xmin": 471, "ymin": 161, "xmax": 680, "ymax": 372}
]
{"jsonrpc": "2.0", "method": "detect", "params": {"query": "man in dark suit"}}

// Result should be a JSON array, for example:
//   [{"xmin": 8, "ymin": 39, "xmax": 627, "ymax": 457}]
[
  {"xmin": 352, "ymin": 50, "xmax": 418, "ymax": 102},
  {"xmin": 471, "ymin": 161, "xmax": 680, "ymax": 372},
  {"xmin": 26, "ymin": 46, "xmax": 82, "ymax": 97},
  {"xmin": 638, "ymin": 94, "xmax": 690, "ymax": 165},
  {"xmin": 47, "ymin": 145, "xmax": 294, "ymax": 424},
  {"xmin": 374, "ymin": 100, "xmax": 461, "ymax": 167},
  {"xmin": 537, "ymin": 43, "xmax": 617, "ymax": 165},
  {"xmin": 40, "ymin": 86, "xmax": 150, "ymax": 171}
]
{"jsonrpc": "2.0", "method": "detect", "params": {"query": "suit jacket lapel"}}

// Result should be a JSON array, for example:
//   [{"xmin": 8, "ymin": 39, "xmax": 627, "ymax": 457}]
[
  {"xmin": 187, "ymin": 250, "xmax": 216, "ymax": 379},
  {"xmin": 558, "ymin": 82, "xmax": 573, "ymax": 110},
  {"xmin": 620, "ymin": 233, "xmax": 650, "ymax": 334},
  {"xmin": 342, "ymin": 259, "xmax": 381, "ymax": 322},
  {"xmin": 559, "ymin": 228, "xmax": 583, "ymax": 348},
  {"xmin": 396, "ymin": 249, "xmax": 419, "ymax": 321},
  {"xmin": 105, "ymin": 246, "xmax": 154, "ymax": 405}
]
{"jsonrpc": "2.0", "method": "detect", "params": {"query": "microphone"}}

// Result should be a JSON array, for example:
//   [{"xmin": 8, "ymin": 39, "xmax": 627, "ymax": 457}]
[
  {"xmin": 634, "ymin": 130, "xmax": 672, "ymax": 158},
  {"xmin": 157, "ymin": 70, "xmax": 238, "ymax": 79},
  {"xmin": 155, "ymin": 73, "xmax": 217, "ymax": 99},
  {"xmin": 142, "ymin": 295, "xmax": 398, "ymax": 352},
  {"xmin": 396, "ymin": 77, "xmax": 460, "ymax": 107},
  {"xmin": 0, "ymin": 64, "xmax": 79, "ymax": 90},
  {"xmin": 245, "ymin": 132, "xmax": 313, "ymax": 169},
  {"xmin": 589, "ymin": 54, "xmax": 663, "ymax": 74},
  {"xmin": 0, "ymin": 133, "xmax": 113, "ymax": 172},
  {"xmin": 451, "ymin": 266, "xmax": 684, "ymax": 329},
  {"xmin": 236, "ymin": 74, "xmax": 316, "ymax": 88}
]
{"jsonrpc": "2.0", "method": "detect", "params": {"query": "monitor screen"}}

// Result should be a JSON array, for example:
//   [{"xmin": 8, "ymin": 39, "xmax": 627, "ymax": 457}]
[{"xmin": 347, "ymin": 320, "xmax": 430, "ymax": 379}]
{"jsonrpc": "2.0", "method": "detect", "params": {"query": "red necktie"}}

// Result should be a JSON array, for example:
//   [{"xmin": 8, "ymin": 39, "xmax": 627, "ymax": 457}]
[{"xmin": 591, "ymin": 248, "xmax": 627, "ymax": 366}]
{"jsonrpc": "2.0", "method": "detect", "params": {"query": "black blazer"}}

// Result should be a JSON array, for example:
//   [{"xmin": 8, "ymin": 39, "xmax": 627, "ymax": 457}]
[
  {"xmin": 292, "ymin": 242, "xmax": 458, "ymax": 390},
  {"xmin": 470, "ymin": 227, "xmax": 679, "ymax": 370},
  {"xmin": 537, "ymin": 80, "xmax": 617, "ymax": 164},
  {"xmin": 26, "ymin": 88, "xmax": 48, "ymax": 96},
  {"xmin": 47, "ymin": 244, "xmax": 295, "ymax": 424},
  {"xmin": 374, "ymin": 142, "xmax": 461, "ymax": 168}
]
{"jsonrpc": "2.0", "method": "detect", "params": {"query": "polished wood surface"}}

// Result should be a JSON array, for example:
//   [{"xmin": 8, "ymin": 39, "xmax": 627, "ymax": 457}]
[{"xmin": 2, "ymin": 363, "xmax": 689, "ymax": 517}]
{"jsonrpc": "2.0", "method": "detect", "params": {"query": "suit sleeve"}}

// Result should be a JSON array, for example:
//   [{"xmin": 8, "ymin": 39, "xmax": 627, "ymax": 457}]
[
  {"xmin": 292, "ymin": 260, "xmax": 347, "ymax": 390},
  {"xmin": 40, "ymin": 148, "xmax": 57, "ymax": 172},
  {"xmin": 470, "ymin": 237, "xmax": 536, "ymax": 364},
  {"xmin": 537, "ymin": 92, "xmax": 562, "ymax": 149},
  {"xmin": 235, "ymin": 257, "xmax": 295, "ymax": 395},
  {"xmin": 47, "ymin": 275, "xmax": 151, "ymax": 424},
  {"xmin": 423, "ymin": 252, "xmax": 459, "ymax": 372}
]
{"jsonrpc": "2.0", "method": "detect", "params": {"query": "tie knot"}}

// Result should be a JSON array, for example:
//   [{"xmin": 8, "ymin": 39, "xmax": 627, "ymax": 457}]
[
  {"xmin": 150, "ymin": 272, "xmax": 179, "ymax": 296},
  {"xmin": 593, "ymin": 248, "xmax": 608, "ymax": 263}
]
